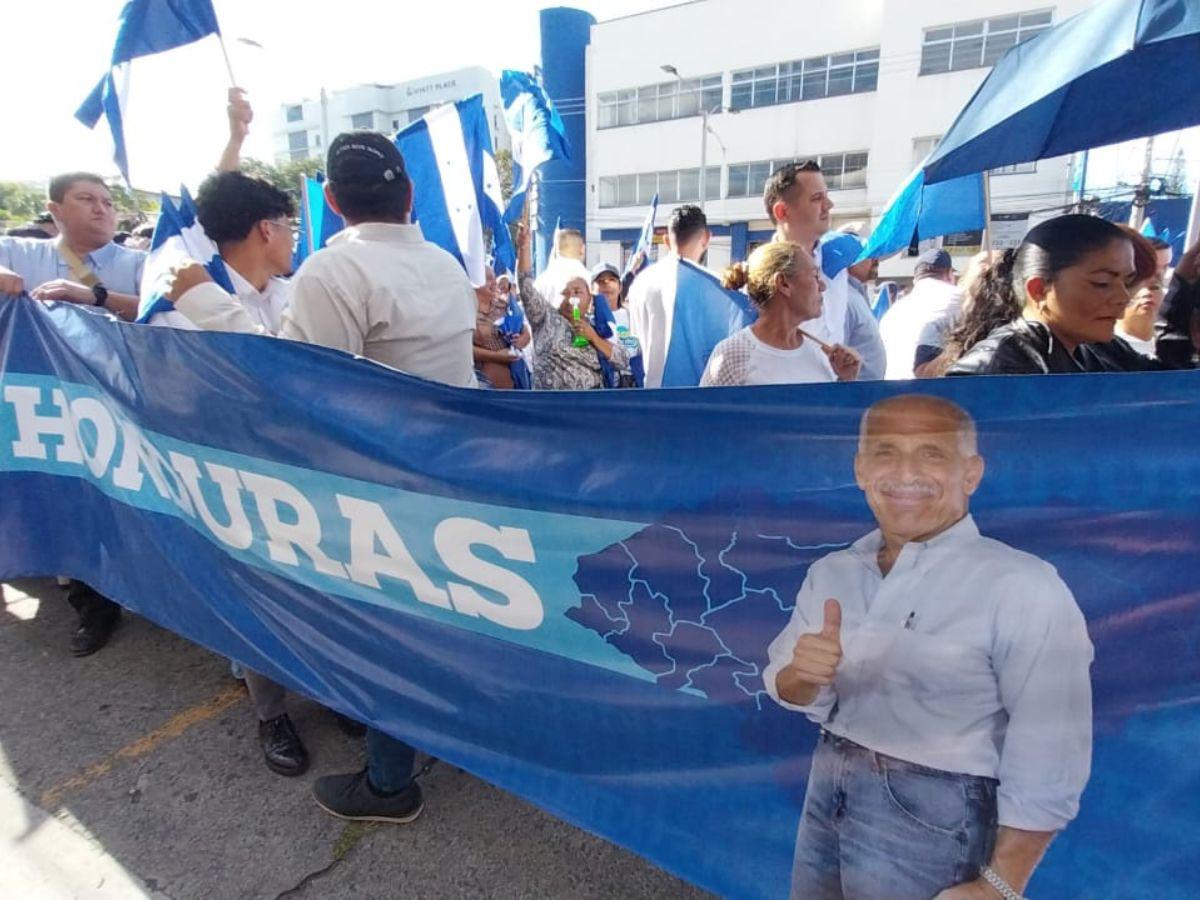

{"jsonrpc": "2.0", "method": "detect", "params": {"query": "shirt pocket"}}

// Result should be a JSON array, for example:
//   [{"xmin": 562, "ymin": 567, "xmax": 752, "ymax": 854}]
[{"xmin": 879, "ymin": 629, "xmax": 993, "ymax": 704}]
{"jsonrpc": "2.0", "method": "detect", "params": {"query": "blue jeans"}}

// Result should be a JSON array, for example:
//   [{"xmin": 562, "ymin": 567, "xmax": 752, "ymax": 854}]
[
  {"xmin": 365, "ymin": 727, "xmax": 417, "ymax": 794},
  {"xmin": 791, "ymin": 731, "xmax": 998, "ymax": 900}
]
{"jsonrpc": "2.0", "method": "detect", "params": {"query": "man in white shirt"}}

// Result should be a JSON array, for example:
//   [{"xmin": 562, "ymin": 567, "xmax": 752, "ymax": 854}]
[
  {"xmin": 0, "ymin": 172, "xmax": 148, "ymax": 656},
  {"xmin": 291, "ymin": 131, "xmax": 474, "ymax": 828},
  {"xmin": 626, "ymin": 204, "xmax": 711, "ymax": 388},
  {"xmin": 765, "ymin": 394, "xmax": 1093, "ymax": 900},
  {"xmin": 764, "ymin": 161, "xmax": 848, "ymax": 348},
  {"xmin": 879, "ymin": 249, "xmax": 962, "ymax": 380},
  {"xmin": 159, "ymin": 170, "xmax": 295, "ymax": 334}
]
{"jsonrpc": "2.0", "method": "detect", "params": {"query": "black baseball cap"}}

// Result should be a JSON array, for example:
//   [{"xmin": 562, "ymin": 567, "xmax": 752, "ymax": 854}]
[
  {"xmin": 914, "ymin": 248, "xmax": 954, "ymax": 276},
  {"xmin": 327, "ymin": 131, "xmax": 407, "ymax": 186}
]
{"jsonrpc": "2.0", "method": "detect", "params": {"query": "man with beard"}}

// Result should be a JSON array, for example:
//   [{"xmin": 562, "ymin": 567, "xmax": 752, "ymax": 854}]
[{"xmin": 764, "ymin": 394, "xmax": 1093, "ymax": 900}]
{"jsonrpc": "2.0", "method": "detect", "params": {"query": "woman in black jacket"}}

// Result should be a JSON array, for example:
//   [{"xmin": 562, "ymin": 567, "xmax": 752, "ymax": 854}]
[{"xmin": 946, "ymin": 215, "xmax": 1198, "ymax": 375}]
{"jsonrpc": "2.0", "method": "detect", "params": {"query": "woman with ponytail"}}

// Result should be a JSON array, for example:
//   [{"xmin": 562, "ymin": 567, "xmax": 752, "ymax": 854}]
[
  {"xmin": 701, "ymin": 242, "xmax": 860, "ymax": 386},
  {"xmin": 946, "ymin": 214, "xmax": 1192, "ymax": 375}
]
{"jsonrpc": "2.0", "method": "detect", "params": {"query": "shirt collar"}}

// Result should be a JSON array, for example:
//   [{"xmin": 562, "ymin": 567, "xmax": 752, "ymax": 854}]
[
  {"xmin": 329, "ymin": 222, "xmax": 425, "ymax": 245},
  {"xmin": 80, "ymin": 241, "xmax": 117, "ymax": 268},
  {"xmin": 849, "ymin": 514, "xmax": 981, "ymax": 571}
]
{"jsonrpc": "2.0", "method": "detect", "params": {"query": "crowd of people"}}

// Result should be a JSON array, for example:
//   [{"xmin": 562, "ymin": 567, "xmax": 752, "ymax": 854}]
[{"xmin": 2, "ymin": 87, "xmax": 1199, "ymax": 832}]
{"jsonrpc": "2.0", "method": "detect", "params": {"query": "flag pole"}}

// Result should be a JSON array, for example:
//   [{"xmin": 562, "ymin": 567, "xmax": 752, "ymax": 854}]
[{"xmin": 217, "ymin": 35, "xmax": 238, "ymax": 86}]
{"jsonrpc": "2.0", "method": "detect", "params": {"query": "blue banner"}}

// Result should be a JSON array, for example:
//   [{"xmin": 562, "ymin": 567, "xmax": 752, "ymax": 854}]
[{"xmin": 0, "ymin": 296, "xmax": 1197, "ymax": 899}]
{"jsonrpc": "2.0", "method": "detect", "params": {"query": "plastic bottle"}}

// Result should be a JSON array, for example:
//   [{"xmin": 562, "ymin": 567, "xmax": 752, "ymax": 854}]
[{"xmin": 570, "ymin": 298, "xmax": 589, "ymax": 347}]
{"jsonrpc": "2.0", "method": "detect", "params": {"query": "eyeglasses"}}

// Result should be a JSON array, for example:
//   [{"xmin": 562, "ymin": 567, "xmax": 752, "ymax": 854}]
[{"xmin": 264, "ymin": 219, "xmax": 292, "ymax": 232}]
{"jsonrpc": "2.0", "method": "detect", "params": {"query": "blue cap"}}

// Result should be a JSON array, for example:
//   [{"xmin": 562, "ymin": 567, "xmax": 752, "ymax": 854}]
[
  {"xmin": 819, "ymin": 232, "xmax": 865, "ymax": 280},
  {"xmin": 914, "ymin": 248, "xmax": 954, "ymax": 276}
]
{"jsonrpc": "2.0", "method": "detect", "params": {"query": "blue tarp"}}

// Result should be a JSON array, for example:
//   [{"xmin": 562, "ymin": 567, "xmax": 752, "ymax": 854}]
[
  {"xmin": 924, "ymin": 0, "xmax": 1200, "ymax": 184},
  {"xmin": 1, "ymin": 296, "xmax": 1198, "ymax": 899}
]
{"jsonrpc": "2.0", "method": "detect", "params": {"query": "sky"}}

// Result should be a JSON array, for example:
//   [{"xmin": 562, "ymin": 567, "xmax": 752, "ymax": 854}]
[
  {"xmin": 3, "ymin": 0, "xmax": 1198, "ymax": 206},
  {"xmin": 2, "ymin": 0, "xmax": 667, "ymax": 191}
]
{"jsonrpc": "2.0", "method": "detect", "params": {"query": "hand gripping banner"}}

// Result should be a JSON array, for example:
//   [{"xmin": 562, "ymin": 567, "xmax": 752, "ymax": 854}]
[{"xmin": 0, "ymin": 296, "xmax": 1197, "ymax": 899}]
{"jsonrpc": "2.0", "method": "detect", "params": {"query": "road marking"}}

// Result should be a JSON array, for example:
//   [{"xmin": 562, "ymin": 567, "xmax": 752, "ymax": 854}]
[{"xmin": 39, "ymin": 684, "xmax": 246, "ymax": 808}]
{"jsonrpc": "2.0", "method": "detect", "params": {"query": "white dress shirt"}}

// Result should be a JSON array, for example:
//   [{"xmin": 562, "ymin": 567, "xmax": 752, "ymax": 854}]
[
  {"xmin": 879, "ymin": 276, "xmax": 962, "ymax": 379},
  {"xmin": 625, "ymin": 256, "xmax": 679, "ymax": 389},
  {"xmin": 156, "ymin": 265, "xmax": 291, "ymax": 334},
  {"xmin": 764, "ymin": 515, "xmax": 1093, "ymax": 832},
  {"xmin": 280, "ymin": 222, "xmax": 477, "ymax": 387}
]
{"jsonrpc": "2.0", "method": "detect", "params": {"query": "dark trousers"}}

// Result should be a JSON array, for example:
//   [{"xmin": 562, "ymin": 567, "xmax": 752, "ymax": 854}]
[
  {"xmin": 366, "ymin": 728, "xmax": 417, "ymax": 793},
  {"xmin": 64, "ymin": 580, "xmax": 121, "ymax": 627}
]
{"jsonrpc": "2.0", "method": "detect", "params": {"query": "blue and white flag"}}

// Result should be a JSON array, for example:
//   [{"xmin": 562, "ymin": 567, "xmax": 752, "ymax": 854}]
[
  {"xmin": 858, "ymin": 164, "xmax": 984, "ymax": 262},
  {"xmin": 657, "ymin": 259, "xmax": 757, "ymax": 388},
  {"xmin": 76, "ymin": 0, "xmax": 222, "ymax": 185},
  {"xmin": 293, "ymin": 175, "xmax": 345, "ymax": 271},
  {"xmin": 136, "ymin": 188, "xmax": 234, "ymax": 325},
  {"xmin": 624, "ymin": 193, "xmax": 659, "ymax": 278},
  {"xmin": 500, "ymin": 70, "xmax": 570, "ymax": 223},
  {"xmin": 396, "ymin": 94, "xmax": 512, "ymax": 287}
]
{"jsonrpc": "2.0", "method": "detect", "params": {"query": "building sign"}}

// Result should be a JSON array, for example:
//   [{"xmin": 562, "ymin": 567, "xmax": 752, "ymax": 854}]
[{"xmin": 990, "ymin": 212, "xmax": 1030, "ymax": 250}]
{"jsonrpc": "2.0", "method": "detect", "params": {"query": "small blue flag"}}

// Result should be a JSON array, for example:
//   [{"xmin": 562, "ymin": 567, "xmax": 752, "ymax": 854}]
[
  {"xmin": 624, "ymin": 194, "xmax": 659, "ymax": 278},
  {"xmin": 500, "ymin": 70, "xmax": 571, "ymax": 223}
]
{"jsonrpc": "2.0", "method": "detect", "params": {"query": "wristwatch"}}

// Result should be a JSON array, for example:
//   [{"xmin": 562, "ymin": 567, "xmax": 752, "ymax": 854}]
[{"xmin": 91, "ymin": 283, "xmax": 109, "ymax": 307}]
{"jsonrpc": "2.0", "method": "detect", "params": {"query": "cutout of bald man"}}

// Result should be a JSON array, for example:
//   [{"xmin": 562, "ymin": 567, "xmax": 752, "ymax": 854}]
[{"xmin": 764, "ymin": 394, "xmax": 1093, "ymax": 900}]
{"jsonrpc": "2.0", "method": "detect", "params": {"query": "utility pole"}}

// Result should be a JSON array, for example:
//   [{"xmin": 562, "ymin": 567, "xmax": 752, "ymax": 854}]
[{"xmin": 1130, "ymin": 135, "xmax": 1155, "ymax": 229}]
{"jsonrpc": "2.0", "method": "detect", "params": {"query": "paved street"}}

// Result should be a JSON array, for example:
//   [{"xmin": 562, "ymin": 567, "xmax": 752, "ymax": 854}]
[{"xmin": 0, "ymin": 579, "xmax": 710, "ymax": 900}]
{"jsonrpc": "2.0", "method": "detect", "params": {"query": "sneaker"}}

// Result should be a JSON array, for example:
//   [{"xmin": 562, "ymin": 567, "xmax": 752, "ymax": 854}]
[
  {"xmin": 312, "ymin": 769, "xmax": 424, "ymax": 824},
  {"xmin": 259, "ymin": 714, "xmax": 309, "ymax": 777}
]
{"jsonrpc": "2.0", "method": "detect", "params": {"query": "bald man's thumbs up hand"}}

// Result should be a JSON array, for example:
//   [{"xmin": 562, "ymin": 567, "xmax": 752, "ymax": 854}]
[{"xmin": 788, "ymin": 599, "xmax": 843, "ymax": 687}]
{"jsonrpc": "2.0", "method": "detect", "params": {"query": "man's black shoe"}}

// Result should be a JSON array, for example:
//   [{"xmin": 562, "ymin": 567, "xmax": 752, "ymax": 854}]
[
  {"xmin": 333, "ymin": 712, "xmax": 368, "ymax": 738},
  {"xmin": 259, "ymin": 714, "xmax": 309, "ymax": 777},
  {"xmin": 312, "ymin": 769, "xmax": 424, "ymax": 823},
  {"xmin": 70, "ymin": 616, "xmax": 119, "ymax": 657}
]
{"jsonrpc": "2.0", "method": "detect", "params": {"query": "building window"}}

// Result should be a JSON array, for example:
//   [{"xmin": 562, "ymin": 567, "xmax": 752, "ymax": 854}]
[
  {"xmin": 912, "ymin": 135, "xmax": 942, "ymax": 165},
  {"xmin": 597, "ymin": 75, "xmax": 722, "ymax": 129},
  {"xmin": 729, "ymin": 48, "xmax": 879, "ymax": 111},
  {"xmin": 990, "ymin": 161, "xmax": 1037, "ymax": 175},
  {"xmin": 392, "ymin": 119, "xmax": 401, "ymax": 131},
  {"xmin": 726, "ymin": 152, "xmax": 869, "ymax": 198},
  {"xmin": 289, "ymin": 150, "xmax": 308, "ymax": 162},
  {"xmin": 407, "ymin": 105, "xmax": 432, "ymax": 123},
  {"xmin": 920, "ymin": 10, "xmax": 1053, "ymax": 75},
  {"xmin": 350, "ymin": 112, "xmax": 374, "ymax": 129},
  {"xmin": 285, "ymin": 105, "xmax": 303, "ymax": 122},
  {"xmin": 598, "ymin": 166, "xmax": 721, "ymax": 208},
  {"xmin": 287, "ymin": 131, "xmax": 308, "ymax": 152}
]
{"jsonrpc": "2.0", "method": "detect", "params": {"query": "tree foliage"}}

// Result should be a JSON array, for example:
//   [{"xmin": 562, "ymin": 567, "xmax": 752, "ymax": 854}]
[{"xmin": 240, "ymin": 157, "xmax": 325, "ymax": 201}]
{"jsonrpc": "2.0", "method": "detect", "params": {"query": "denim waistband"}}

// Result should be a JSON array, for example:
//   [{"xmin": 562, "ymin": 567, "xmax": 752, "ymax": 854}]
[{"xmin": 819, "ymin": 729, "xmax": 998, "ymax": 786}]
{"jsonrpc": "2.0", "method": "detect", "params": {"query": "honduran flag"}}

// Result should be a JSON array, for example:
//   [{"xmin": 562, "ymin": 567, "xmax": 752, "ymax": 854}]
[
  {"xmin": 634, "ymin": 259, "xmax": 757, "ymax": 388},
  {"xmin": 77, "ymin": 0, "xmax": 223, "ymax": 186},
  {"xmin": 136, "ymin": 188, "xmax": 234, "ymax": 325},
  {"xmin": 395, "ymin": 94, "xmax": 513, "ymax": 287}
]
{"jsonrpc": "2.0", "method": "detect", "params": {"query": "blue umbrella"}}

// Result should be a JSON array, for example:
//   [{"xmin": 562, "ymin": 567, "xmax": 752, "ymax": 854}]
[{"xmin": 924, "ymin": 0, "xmax": 1200, "ymax": 184}]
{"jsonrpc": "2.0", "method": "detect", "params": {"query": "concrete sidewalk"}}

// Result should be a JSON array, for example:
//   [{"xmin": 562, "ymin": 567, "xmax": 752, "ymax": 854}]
[{"xmin": 1, "ymin": 579, "xmax": 710, "ymax": 899}]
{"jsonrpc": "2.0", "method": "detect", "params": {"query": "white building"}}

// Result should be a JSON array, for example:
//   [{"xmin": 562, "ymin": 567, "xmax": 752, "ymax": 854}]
[
  {"xmin": 274, "ymin": 66, "xmax": 509, "ymax": 165},
  {"xmin": 585, "ymin": 0, "xmax": 1093, "ymax": 275}
]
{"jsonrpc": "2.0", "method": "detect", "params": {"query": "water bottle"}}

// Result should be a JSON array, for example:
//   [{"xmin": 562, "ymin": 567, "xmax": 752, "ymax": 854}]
[{"xmin": 570, "ymin": 298, "xmax": 589, "ymax": 347}]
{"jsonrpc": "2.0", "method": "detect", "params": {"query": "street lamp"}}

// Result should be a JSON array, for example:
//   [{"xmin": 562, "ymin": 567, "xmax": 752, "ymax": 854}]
[{"xmin": 661, "ymin": 63, "xmax": 713, "ymax": 213}]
